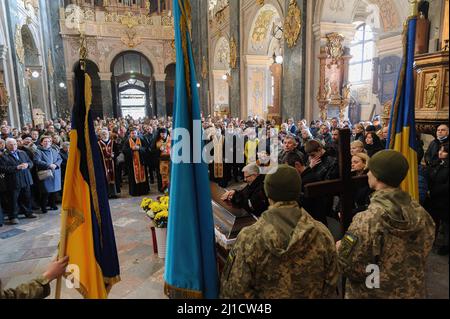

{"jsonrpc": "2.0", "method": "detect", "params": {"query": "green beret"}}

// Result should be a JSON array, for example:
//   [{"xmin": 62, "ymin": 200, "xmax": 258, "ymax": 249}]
[
  {"xmin": 368, "ymin": 150, "xmax": 409, "ymax": 187},
  {"xmin": 264, "ymin": 164, "xmax": 302, "ymax": 202}
]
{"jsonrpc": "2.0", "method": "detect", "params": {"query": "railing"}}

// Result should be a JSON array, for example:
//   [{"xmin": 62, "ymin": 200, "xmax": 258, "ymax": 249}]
[{"xmin": 66, "ymin": 0, "xmax": 172, "ymax": 15}]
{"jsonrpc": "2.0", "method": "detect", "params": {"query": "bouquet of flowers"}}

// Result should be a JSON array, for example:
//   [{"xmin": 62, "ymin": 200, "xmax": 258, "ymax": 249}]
[{"xmin": 141, "ymin": 196, "xmax": 169, "ymax": 228}]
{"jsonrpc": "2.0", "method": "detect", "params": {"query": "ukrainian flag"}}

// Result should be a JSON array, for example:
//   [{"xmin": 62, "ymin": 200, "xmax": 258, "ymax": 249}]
[
  {"xmin": 387, "ymin": 16, "xmax": 419, "ymax": 201},
  {"xmin": 57, "ymin": 62, "xmax": 120, "ymax": 299},
  {"xmin": 164, "ymin": 0, "xmax": 219, "ymax": 299}
]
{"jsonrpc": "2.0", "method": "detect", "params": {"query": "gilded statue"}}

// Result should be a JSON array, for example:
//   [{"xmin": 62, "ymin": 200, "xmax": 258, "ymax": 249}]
[
  {"xmin": 425, "ymin": 74, "xmax": 438, "ymax": 109},
  {"xmin": 342, "ymin": 83, "xmax": 352, "ymax": 100},
  {"xmin": 0, "ymin": 73, "xmax": 9, "ymax": 121},
  {"xmin": 283, "ymin": 0, "xmax": 302, "ymax": 48}
]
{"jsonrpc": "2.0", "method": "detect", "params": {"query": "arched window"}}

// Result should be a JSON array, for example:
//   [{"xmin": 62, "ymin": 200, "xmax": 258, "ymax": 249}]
[{"xmin": 349, "ymin": 24, "xmax": 374, "ymax": 83}]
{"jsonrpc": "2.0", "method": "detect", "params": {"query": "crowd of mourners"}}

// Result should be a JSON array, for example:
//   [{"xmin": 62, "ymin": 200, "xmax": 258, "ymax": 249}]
[{"xmin": 0, "ymin": 115, "xmax": 448, "ymax": 255}]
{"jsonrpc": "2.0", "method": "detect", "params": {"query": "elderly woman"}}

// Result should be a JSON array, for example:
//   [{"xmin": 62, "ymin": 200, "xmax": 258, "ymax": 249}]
[
  {"xmin": 34, "ymin": 136, "xmax": 62, "ymax": 214},
  {"xmin": 221, "ymin": 163, "xmax": 269, "ymax": 218}
]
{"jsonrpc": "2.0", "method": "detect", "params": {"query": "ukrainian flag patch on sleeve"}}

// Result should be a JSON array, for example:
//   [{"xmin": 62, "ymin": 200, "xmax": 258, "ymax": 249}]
[{"xmin": 340, "ymin": 232, "xmax": 358, "ymax": 259}]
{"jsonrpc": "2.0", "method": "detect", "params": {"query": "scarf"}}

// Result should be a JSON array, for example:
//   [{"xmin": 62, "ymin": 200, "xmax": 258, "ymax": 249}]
[
  {"xmin": 129, "ymin": 137, "xmax": 146, "ymax": 184},
  {"xmin": 213, "ymin": 134, "xmax": 224, "ymax": 178},
  {"xmin": 98, "ymin": 139, "xmax": 115, "ymax": 184}
]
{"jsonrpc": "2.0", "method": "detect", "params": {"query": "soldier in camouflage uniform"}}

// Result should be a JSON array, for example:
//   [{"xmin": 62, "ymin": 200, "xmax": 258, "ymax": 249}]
[
  {"xmin": 220, "ymin": 165, "xmax": 339, "ymax": 299},
  {"xmin": 0, "ymin": 256, "xmax": 68, "ymax": 299},
  {"xmin": 338, "ymin": 150, "xmax": 435, "ymax": 299}
]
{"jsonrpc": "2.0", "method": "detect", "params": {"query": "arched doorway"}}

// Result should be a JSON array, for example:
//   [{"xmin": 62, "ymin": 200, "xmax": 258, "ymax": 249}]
[
  {"xmin": 73, "ymin": 60, "xmax": 103, "ymax": 119},
  {"xmin": 111, "ymin": 51, "xmax": 154, "ymax": 119},
  {"xmin": 165, "ymin": 63, "xmax": 175, "ymax": 117}
]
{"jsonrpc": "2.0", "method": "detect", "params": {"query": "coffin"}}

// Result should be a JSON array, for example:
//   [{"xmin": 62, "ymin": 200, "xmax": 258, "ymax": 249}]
[{"xmin": 210, "ymin": 182, "xmax": 257, "ymax": 272}]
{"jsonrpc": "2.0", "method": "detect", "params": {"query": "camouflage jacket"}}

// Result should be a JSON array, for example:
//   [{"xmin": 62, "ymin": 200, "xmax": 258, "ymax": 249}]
[
  {"xmin": 0, "ymin": 276, "xmax": 51, "ymax": 299},
  {"xmin": 220, "ymin": 202, "xmax": 339, "ymax": 299},
  {"xmin": 338, "ymin": 188, "xmax": 435, "ymax": 299}
]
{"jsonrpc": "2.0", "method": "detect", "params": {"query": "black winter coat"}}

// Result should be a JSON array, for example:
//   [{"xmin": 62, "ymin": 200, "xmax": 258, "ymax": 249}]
[
  {"xmin": 231, "ymin": 174, "xmax": 269, "ymax": 218},
  {"xmin": 425, "ymin": 160, "xmax": 449, "ymax": 221}
]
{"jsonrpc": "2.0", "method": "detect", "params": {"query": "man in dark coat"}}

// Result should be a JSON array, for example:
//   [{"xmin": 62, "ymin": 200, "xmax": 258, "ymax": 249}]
[
  {"xmin": 141, "ymin": 125, "xmax": 156, "ymax": 185},
  {"xmin": 283, "ymin": 152, "xmax": 328, "ymax": 226},
  {"xmin": 304, "ymin": 140, "xmax": 339, "ymax": 181},
  {"xmin": 221, "ymin": 163, "xmax": 269, "ymax": 218},
  {"xmin": 425, "ymin": 124, "xmax": 449, "ymax": 166},
  {"xmin": 0, "ymin": 161, "xmax": 6, "ymax": 226},
  {"xmin": 0, "ymin": 138, "xmax": 36, "ymax": 224},
  {"xmin": 425, "ymin": 143, "xmax": 449, "ymax": 255}
]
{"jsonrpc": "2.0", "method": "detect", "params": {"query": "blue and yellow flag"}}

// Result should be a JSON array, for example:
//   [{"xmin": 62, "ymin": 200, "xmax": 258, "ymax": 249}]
[
  {"xmin": 58, "ymin": 62, "xmax": 121, "ymax": 299},
  {"xmin": 164, "ymin": 0, "xmax": 219, "ymax": 299},
  {"xmin": 387, "ymin": 16, "xmax": 419, "ymax": 200}
]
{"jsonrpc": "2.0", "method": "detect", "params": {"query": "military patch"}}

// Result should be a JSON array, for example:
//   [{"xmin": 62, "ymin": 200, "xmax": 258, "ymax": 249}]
[
  {"xmin": 340, "ymin": 232, "xmax": 358, "ymax": 259},
  {"xmin": 223, "ymin": 249, "xmax": 236, "ymax": 281}
]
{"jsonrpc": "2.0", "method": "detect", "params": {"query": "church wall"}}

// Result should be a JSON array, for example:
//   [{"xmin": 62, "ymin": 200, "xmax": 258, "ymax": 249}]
[
  {"xmin": 208, "ymin": 4, "xmax": 230, "ymax": 117},
  {"xmin": 60, "ymin": 4, "xmax": 175, "ymax": 118},
  {"xmin": 191, "ymin": 0, "xmax": 211, "ymax": 116},
  {"xmin": 1, "ymin": 0, "xmax": 54, "ymax": 127},
  {"xmin": 311, "ymin": 0, "xmax": 421, "ymax": 122},
  {"xmin": 40, "ymin": 0, "xmax": 70, "ymax": 119},
  {"xmin": 0, "ymin": 0, "xmax": 20, "ymax": 127},
  {"xmin": 241, "ymin": 0, "xmax": 284, "ymax": 120}
]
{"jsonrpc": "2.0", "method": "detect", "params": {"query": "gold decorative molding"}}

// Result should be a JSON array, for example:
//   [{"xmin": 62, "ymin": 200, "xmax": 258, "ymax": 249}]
[
  {"xmin": 105, "ymin": 11, "xmax": 155, "ymax": 26},
  {"xmin": 0, "ymin": 72, "xmax": 10, "ymax": 108},
  {"xmin": 120, "ymin": 11, "xmax": 140, "ymax": 28},
  {"xmin": 424, "ymin": 73, "xmax": 439, "ymax": 109},
  {"xmin": 252, "ymin": 10, "xmax": 275, "ymax": 44},
  {"xmin": 229, "ymin": 36, "xmax": 237, "ymax": 69},
  {"xmin": 257, "ymin": 0, "xmax": 265, "ymax": 5},
  {"xmin": 121, "ymin": 28, "xmax": 143, "ymax": 48},
  {"xmin": 284, "ymin": 0, "xmax": 302, "ymax": 48},
  {"xmin": 326, "ymin": 32, "xmax": 344, "ymax": 65},
  {"xmin": 15, "ymin": 25, "xmax": 25, "ymax": 65}
]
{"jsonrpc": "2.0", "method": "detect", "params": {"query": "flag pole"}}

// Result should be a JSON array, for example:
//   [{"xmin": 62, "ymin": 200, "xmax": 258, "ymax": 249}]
[
  {"xmin": 55, "ymin": 209, "xmax": 68, "ymax": 299},
  {"xmin": 55, "ymin": 30, "xmax": 88, "ymax": 299}
]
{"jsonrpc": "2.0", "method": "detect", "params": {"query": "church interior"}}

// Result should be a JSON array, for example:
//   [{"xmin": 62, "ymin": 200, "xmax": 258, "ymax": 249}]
[{"xmin": 0, "ymin": 0, "xmax": 449, "ymax": 300}]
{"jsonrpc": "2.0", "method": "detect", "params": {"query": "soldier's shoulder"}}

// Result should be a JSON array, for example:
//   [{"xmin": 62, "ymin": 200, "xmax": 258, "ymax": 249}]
[{"xmin": 350, "ymin": 206, "xmax": 384, "ymax": 230}]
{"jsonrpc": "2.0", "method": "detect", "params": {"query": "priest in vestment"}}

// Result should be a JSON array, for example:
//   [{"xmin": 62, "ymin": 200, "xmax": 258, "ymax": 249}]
[
  {"xmin": 155, "ymin": 128, "xmax": 171, "ymax": 193},
  {"xmin": 98, "ymin": 129, "xmax": 120, "ymax": 198},
  {"xmin": 123, "ymin": 128, "xmax": 150, "ymax": 196}
]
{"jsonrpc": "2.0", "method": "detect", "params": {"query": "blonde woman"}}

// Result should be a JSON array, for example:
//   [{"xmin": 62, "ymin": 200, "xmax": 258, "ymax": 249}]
[
  {"xmin": 351, "ymin": 152, "xmax": 370, "ymax": 176},
  {"xmin": 350, "ymin": 140, "xmax": 366, "ymax": 156},
  {"xmin": 343, "ymin": 152, "xmax": 372, "ymax": 230}
]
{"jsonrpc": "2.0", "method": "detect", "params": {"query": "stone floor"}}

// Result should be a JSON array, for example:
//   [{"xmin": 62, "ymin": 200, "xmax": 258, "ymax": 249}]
[
  {"xmin": 0, "ymin": 185, "xmax": 167, "ymax": 299},
  {"xmin": 0, "ymin": 184, "xmax": 448, "ymax": 299}
]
